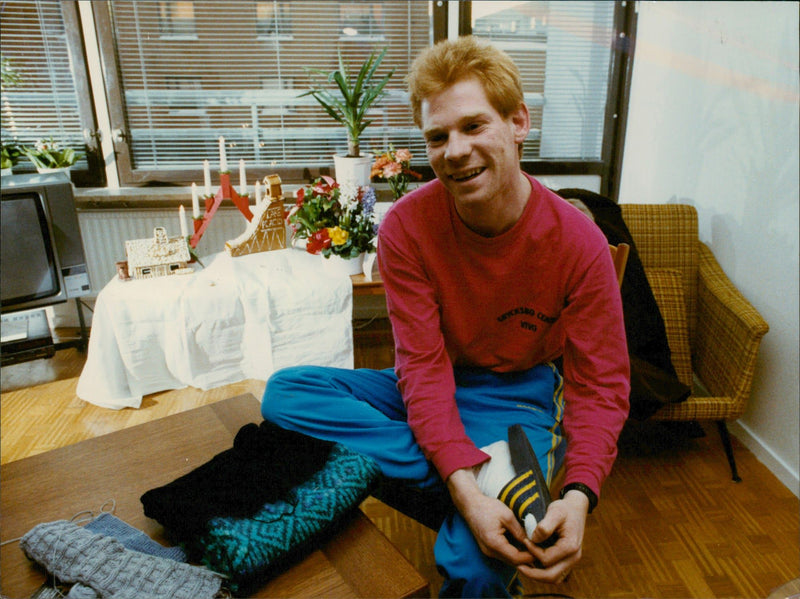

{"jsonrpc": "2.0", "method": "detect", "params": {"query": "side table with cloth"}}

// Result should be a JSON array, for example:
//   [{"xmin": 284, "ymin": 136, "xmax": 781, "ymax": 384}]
[{"xmin": 77, "ymin": 249, "xmax": 354, "ymax": 409}]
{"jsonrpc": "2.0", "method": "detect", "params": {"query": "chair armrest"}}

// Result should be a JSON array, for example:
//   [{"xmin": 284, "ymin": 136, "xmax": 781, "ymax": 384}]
[{"xmin": 693, "ymin": 243, "xmax": 769, "ymax": 417}]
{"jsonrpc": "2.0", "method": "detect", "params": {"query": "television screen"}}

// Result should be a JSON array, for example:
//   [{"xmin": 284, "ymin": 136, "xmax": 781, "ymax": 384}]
[{"xmin": 1, "ymin": 192, "xmax": 61, "ymax": 307}]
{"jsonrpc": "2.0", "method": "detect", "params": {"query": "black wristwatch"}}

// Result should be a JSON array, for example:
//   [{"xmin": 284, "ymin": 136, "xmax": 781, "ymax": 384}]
[{"xmin": 559, "ymin": 482, "xmax": 598, "ymax": 514}]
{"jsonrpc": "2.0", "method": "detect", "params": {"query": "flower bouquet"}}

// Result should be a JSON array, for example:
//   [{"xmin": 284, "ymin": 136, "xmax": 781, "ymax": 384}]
[
  {"xmin": 23, "ymin": 136, "xmax": 82, "ymax": 171},
  {"xmin": 371, "ymin": 147, "xmax": 421, "ymax": 200},
  {"xmin": 286, "ymin": 176, "xmax": 377, "ymax": 260}
]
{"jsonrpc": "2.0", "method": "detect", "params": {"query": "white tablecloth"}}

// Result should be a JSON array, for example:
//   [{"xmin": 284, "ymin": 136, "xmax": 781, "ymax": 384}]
[{"xmin": 77, "ymin": 249, "xmax": 354, "ymax": 409}]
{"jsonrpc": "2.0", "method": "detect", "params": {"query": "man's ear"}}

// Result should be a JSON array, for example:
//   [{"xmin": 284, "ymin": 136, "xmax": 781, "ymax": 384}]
[{"xmin": 510, "ymin": 102, "xmax": 531, "ymax": 145}]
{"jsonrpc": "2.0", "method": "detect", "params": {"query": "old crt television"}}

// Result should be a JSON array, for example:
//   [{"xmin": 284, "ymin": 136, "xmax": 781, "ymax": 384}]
[{"xmin": 1, "ymin": 172, "xmax": 91, "ymax": 314}]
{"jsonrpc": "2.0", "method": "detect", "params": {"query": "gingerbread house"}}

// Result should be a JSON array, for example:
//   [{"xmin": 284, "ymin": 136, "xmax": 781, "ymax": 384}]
[
  {"xmin": 125, "ymin": 227, "xmax": 192, "ymax": 279},
  {"xmin": 225, "ymin": 174, "xmax": 287, "ymax": 257}
]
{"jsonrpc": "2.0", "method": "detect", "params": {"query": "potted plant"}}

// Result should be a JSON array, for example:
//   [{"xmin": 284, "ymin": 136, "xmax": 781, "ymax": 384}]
[
  {"xmin": 22, "ymin": 136, "xmax": 82, "ymax": 173},
  {"xmin": 301, "ymin": 47, "xmax": 394, "ymax": 187},
  {"xmin": 1, "ymin": 141, "xmax": 22, "ymax": 176},
  {"xmin": 286, "ymin": 175, "xmax": 377, "ymax": 274}
]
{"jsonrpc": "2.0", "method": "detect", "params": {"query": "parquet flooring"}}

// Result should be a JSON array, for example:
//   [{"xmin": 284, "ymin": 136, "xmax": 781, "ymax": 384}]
[{"xmin": 2, "ymin": 319, "xmax": 798, "ymax": 598}]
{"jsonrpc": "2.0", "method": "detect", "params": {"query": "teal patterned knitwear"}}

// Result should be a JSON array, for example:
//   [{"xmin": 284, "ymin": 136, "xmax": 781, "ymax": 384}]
[{"xmin": 186, "ymin": 443, "xmax": 380, "ymax": 594}]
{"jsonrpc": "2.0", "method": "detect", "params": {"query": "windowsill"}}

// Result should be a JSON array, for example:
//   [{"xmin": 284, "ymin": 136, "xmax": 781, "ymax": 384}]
[
  {"xmin": 74, "ymin": 184, "xmax": 399, "ymax": 210},
  {"xmin": 73, "ymin": 185, "xmax": 295, "ymax": 210},
  {"xmin": 72, "ymin": 176, "xmax": 602, "ymax": 210}
]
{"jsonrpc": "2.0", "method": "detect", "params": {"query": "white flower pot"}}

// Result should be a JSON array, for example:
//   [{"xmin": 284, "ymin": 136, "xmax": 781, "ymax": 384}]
[
  {"xmin": 322, "ymin": 252, "xmax": 365, "ymax": 277},
  {"xmin": 362, "ymin": 251, "xmax": 378, "ymax": 281},
  {"xmin": 1, "ymin": 168, "xmax": 12, "ymax": 177},
  {"xmin": 333, "ymin": 154, "xmax": 372, "ymax": 188}
]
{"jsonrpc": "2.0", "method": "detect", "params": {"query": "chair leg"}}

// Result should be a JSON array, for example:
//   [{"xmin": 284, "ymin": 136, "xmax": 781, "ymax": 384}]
[{"xmin": 716, "ymin": 420, "xmax": 742, "ymax": 482}]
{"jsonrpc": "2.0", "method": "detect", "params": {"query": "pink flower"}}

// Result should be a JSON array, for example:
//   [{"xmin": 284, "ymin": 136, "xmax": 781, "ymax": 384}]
[
  {"xmin": 313, "ymin": 175, "xmax": 338, "ymax": 195},
  {"xmin": 382, "ymin": 162, "xmax": 402, "ymax": 178},
  {"xmin": 394, "ymin": 148, "xmax": 412, "ymax": 163}
]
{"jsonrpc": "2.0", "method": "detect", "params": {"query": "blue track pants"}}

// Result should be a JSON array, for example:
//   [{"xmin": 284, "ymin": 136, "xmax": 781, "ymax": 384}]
[{"xmin": 261, "ymin": 364, "xmax": 565, "ymax": 598}]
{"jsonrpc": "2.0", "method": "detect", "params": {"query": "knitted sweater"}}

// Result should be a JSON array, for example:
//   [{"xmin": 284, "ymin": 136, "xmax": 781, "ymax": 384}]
[{"xmin": 377, "ymin": 175, "xmax": 630, "ymax": 497}]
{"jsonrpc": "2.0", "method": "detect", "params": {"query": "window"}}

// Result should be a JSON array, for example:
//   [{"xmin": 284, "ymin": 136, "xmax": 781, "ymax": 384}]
[
  {"xmin": 95, "ymin": 1, "xmax": 434, "ymax": 184},
  {"xmin": 256, "ymin": 1, "xmax": 292, "ymax": 39},
  {"xmin": 0, "ymin": 0, "xmax": 102, "ymax": 185},
  {"xmin": 339, "ymin": 4, "xmax": 385, "ymax": 41},
  {"xmin": 158, "ymin": 2, "xmax": 197, "ymax": 39},
  {"xmin": 2, "ymin": 1, "xmax": 634, "ymax": 196},
  {"xmin": 467, "ymin": 1, "xmax": 635, "ymax": 194},
  {"xmin": 164, "ymin": 76, "xmax": 204, "ymax": 114}
]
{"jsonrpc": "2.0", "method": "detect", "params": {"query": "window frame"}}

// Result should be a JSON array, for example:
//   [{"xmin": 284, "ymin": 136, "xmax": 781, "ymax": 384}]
[
  {"xmin": 461, "ymin": 1, "xmax": 636, "ymax": 199},
  {"xmin": 88, "ymin": 0, "xmax": 634, "ymax": 197},
  {"xmin": 64, "ymin": 2, "xmax": 106, "ymax": 187},
  {"xmin": 1, "ymin": 1, "xmax": 105, "ymax": 187}
]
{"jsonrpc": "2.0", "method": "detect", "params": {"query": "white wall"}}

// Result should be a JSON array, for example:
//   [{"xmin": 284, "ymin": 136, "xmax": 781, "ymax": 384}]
[{"xmin": 619, "ymin": 1, "xmax": 799, "ymax": 494}]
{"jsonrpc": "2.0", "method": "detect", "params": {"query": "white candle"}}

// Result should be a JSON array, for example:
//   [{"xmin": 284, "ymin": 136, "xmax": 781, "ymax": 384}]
[
  {"xmin": 219, "ymin": 136, "xmax": 228, "ymax": 172},
  {"xmin": 191, "ymin": 183, "xmax": 200, "ymax": 218},
  {"xmin": 203, "ymin": 160, "xmax": 212, "ymax": 196},
  {"xmin": 239, "ymin": 159, "xmax": 247, "ymax": 195},
  {"xmin": 254, "ymin": 180, "xmax": 262, "ymax": 206},
  {"xmin": 179, "ymin": 205, "xmax": 188, "ymax": 238}
]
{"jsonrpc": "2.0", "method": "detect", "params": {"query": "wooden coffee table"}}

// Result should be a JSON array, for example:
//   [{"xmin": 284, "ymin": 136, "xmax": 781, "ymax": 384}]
[{"xmin": 0, "ymin": 394, "xmax": 428, "ymax": 598}]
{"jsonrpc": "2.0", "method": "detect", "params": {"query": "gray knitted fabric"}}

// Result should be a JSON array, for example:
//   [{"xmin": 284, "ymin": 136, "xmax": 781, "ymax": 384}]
[
  {"xmin": 66, "ymin": 584, "xmax": 99, "ymax": 599},
  {"xmin": 61, "ymin": 513, "xmax": 188, "ymax": 599},
  {"xmin": 84, "ymin": 512, "xmax": 186, "ymax": 562},
  {"xmin": 20, "ymin": 520, "xmax": 221, "ymax": 599}
]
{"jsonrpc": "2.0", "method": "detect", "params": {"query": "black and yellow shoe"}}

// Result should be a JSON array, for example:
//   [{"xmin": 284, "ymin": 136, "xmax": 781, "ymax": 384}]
[
  {"xmin": 502, "ymin": 424, "xmax": 555, "ymax": 546},
  {"xmin": 475, "ymin": 426, "xmax": 556, "ymax": 546}
]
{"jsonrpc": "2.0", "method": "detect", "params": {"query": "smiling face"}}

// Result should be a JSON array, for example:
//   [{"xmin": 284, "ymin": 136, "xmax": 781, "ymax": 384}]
[{"xmin": 421, "ymin": 78, "xmax": 531, "ymax": 235}]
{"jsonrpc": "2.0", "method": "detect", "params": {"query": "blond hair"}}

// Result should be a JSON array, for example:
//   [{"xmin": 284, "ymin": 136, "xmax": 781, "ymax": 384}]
[{"xmin": 406, "ymin": 36, "xmax": 524, "ymax": 128}]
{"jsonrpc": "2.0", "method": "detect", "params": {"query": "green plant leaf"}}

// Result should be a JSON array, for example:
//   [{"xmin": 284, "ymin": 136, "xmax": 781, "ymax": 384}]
[
  {"xmin": 332, "ymin": 70, "xmax": 353, "ymax": 106},
  {"xmin": 302, "ymin": 47, "xmax": 392, "ymax": 155}
]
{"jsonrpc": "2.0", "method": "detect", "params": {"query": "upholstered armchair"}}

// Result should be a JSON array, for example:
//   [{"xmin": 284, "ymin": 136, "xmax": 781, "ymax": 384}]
[{"xmin": 620, "ymin": 203, "xmax": 769, "ymax": 481}]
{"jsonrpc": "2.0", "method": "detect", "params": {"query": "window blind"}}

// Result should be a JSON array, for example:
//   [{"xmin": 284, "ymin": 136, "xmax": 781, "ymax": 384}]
[
  {"xmin": 106, "ymin": 1, "xmax": 433, "ymax": 172},
  {"xmin": 0, "ymin": 0, "xmax": 87, "ymax": 169},
  {"xmin": 472, "ymin": 1, "xmax": 615, "ymax": 161}
]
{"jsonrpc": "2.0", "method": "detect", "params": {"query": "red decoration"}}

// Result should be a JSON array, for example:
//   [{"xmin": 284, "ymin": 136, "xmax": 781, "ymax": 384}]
[{"xmin": 190, "ymin": 172, "xmax": 254, "ymax": 249}]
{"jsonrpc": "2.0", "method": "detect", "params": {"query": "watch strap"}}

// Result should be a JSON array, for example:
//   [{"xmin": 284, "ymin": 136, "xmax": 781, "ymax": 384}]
[{"xmin": 559, "ymin": 482, "xmax": 598, "ymax": 514}]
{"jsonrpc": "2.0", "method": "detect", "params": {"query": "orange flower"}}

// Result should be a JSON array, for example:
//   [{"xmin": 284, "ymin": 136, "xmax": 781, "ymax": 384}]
[{"xmin": 371, "ymin": 154, "xmax": 392, "ymax": 178}]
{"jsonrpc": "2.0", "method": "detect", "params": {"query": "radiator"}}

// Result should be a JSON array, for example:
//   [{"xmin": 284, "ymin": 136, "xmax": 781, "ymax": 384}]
[
  {"xmin": 78, "ymin": 208, "xmax": 254, "ymax": 292},
  {"xmin": 68, "ymin": 207, "xmax": 387, "ymax": 328}
]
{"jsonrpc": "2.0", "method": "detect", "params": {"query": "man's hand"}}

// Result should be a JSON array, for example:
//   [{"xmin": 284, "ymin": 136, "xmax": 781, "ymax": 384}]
[
  {"xmin": 446, "ymin": 468, "xmax": 537, "ymax": 567},
  {"xmin": 518, "ymin": 489, "xmax": 590, "ymax": 584}
]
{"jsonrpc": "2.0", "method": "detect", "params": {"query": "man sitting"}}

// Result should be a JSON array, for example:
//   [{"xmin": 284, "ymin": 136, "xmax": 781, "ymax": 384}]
[{"xmin": 261, "ymin": 36, "xmax": 629, "ymax": 597}]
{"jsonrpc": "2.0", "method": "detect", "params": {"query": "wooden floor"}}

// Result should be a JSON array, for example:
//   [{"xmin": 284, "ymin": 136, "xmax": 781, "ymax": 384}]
[{"xmin": 2, "ymin": 319, "xmax": 798, "ymax": 598}]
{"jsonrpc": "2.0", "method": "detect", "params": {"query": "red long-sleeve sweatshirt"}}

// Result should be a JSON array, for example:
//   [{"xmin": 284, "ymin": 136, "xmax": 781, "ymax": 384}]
[{"xmin": 376, "ymin": 175, "xmax": 630, "ymax": 498}]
